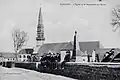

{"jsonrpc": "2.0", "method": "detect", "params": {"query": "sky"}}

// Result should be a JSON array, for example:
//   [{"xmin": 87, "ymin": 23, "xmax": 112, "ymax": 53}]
[{"xmin": 0, "ymin": 0, "xmax": 120, "ymax": 52}]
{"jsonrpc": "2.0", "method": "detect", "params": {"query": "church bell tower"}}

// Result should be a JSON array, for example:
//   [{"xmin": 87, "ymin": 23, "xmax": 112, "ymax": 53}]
[{"xmin": 36, "ymin": 7, "xmax": 45, "ymax": 48}]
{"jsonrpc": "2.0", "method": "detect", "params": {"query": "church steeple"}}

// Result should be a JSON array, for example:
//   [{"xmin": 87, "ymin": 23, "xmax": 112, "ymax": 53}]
[{"xmin": 36, "ymin": 6, "xmax": 45, "ymax": 47}]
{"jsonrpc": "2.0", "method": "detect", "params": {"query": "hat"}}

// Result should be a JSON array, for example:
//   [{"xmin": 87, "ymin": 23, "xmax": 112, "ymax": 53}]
[
  {"xmin": 110, "ymin": 48, "xmax": 115, "ymax": 52},
  {"xmin": 66, "ymin": 50, "xmax": 70, "ymax": 53}
]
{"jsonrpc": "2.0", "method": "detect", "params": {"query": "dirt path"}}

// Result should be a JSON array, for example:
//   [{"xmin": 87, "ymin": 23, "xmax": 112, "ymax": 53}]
[{"xmin": 0, "ymin": 66, "xmax": 76, "ymax": 80}]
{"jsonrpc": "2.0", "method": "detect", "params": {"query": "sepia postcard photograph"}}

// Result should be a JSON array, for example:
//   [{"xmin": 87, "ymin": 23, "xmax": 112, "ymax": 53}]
[{"xmin": 0, "ymin": 0, "xmax": 120, "ymax": 80}]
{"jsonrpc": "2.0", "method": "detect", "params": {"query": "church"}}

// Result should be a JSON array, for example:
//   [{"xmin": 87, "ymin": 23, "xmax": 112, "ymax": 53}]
[
  {"xmin": 33, "ymin": 7, "xmax": 102, "ymax": 62},
  {"xmin": 18, "ymin": 6, "xmax": 120, "ymax": 62}
]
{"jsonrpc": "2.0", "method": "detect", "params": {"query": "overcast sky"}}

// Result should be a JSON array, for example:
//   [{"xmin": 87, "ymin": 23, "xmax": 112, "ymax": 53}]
[{"xmin": 0, "ymin": 0, "xmax": 120, "ymax": 52}]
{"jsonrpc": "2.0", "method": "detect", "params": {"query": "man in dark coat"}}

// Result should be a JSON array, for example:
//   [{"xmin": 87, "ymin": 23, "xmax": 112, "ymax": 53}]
[
  {"xmin": 46, "ymin": 53, "xmax": 51, "ymax": 68},
  {"xmin": 56, "ymin": 53, "xmax": 61, "ymax": 62},
  {"xmin": 64, "ymin": 51, "xmax": 70, "ymax": 62},
  {"xmin": 61, "ymin": 50, "xmax": 71, "ymax": 69}
]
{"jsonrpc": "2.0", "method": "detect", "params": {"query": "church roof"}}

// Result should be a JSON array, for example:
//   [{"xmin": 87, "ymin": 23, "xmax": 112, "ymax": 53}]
[
  {"xmin": 37, "ymin": 41, "xmax": 100, "ymax": 56},
  {"xmin": 38, "ymin": 42, "xmax": 69, "ymax": 55},
  {"xmin": 79, "ymin": 41, "xmax": 100, "ymax": 55},
  {"xmin": 18, "ymin": 48, "xmax": 34, "ymax": 54},
  {"xmin": 60, "ymin": 42, "xmax": 73, "ymax": 51}
]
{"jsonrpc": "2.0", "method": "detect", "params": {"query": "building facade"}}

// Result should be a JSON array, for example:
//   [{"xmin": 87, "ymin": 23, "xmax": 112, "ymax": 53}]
[
  {"xmin": 17, "ymin": 48, "xmax": 34, "ymax": 62},
  {"xmin": 0, "ymin": 52, "xmax": 16, "ymax": 62}
]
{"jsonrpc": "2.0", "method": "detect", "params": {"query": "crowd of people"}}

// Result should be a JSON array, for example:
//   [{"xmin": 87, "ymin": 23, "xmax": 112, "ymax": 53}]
[
  {"xmin": 101, "ymin": 48, "xmax": 115, "ymax": 62},
  {"xmin": 40, "ymin": 52, "xmax": 61, "ymax": 69},
  {"xmin": 40, "ymin": 49, "xmax": 117, "ymax": 69},
  {"xmin": 40, "ymin": 50, "xmax": 71, "ymax": 69}
]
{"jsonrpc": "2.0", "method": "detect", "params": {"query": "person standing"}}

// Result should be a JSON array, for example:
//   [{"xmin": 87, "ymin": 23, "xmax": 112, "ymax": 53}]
[{"xmin": 61, "ymin": 50, "xmax": 71, "ymax": 69}]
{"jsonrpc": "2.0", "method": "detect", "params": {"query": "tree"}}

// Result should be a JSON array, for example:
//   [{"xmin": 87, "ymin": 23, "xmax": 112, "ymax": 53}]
[
  {"xmin": 111, "ymin": 5, "xmax": 120, "ymax": 32},
  {"xmin": 12, "ymin": 28, "xmax": 29, "ymax": 53}
]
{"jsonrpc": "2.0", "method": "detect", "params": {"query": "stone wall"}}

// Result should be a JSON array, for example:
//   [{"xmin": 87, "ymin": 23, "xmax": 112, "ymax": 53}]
[{"xmin": 15, "ymin": 62, "xmax": 36, "ymax": 70}]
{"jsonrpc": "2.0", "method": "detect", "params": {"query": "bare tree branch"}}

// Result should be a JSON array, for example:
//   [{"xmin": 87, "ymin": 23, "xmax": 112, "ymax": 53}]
[
  {"xmin": 111, "ymin": 6, "xmax": 120, "ymax": 32},
  {"xmin": 113, "ymin": 8, "xmax": 120, "ymax": 20},
  {"xmin": 12, "ymin": 28, "xmax": 29, "ymax": 53}
]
